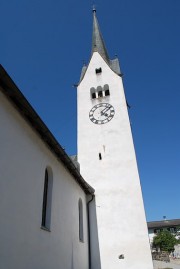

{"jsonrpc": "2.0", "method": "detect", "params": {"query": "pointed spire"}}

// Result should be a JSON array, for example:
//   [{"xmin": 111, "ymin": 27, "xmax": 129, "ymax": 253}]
[
  {"xmin": 92, "ymin": 8, "xmax": 110, "ymax": 63},
  {"xmin": 79, "ymin": 8, "xmax": 122, "ymax": 83}
]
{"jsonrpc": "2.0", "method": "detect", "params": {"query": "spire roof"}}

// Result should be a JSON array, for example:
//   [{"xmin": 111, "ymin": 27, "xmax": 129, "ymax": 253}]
[
  {"xmin": 92, "ymin": 9, "xmax": 109, "ymax": 63},
  {"xmin": 79, "ymin": 9, "xmax": 122, "ymax": 83}
]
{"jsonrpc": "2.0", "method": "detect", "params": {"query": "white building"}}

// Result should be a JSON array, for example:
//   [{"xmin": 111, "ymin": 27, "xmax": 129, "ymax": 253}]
[
  {"xmin": 148, "ymin": 219, "xmax": 180, "ymax": 245},
  {"xmin": 0, "ymin": 64, "xmax": 94, "ymax": 269},
  {"xmin": 78, "ymin": 9, "xmax": 153, "ymax": 269},
  {"xmin": 0, "ymin": 9, "xmax": 153, "ymax": 269}
]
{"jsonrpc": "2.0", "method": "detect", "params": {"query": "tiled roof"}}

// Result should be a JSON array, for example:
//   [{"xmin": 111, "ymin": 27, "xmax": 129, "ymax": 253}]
[{"xmin": 147, "ymin": 219, "xmax": 180, "ymax": 229}]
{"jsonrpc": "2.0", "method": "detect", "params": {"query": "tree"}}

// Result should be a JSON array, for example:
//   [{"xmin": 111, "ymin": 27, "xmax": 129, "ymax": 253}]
[
  {"xmin": 175, "ymin": 227, "xmax": 180, "ymax": 239},
  {"xmin": 153, "ymin": 230, "xmax": 180, "ymax": 253}
]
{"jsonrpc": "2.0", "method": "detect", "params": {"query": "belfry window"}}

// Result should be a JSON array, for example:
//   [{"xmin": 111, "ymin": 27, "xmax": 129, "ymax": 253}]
[
  {"xmin": 95, "ymin": 67, "xmax": 102, "ymax": 74},
  {"xmin": 92, "ymin": 92, "xmax": 96, "ymax": 99},
  {"xmin": 78, "ymin": 198, "xmax": 84, "ymax": 242},
  {"xmin": 90, "ymin": 85, "xmax": 110, "ymax": 99},
  {"xmin": 98, "ymin": 91, "xmax": 103, "ymax": 98},
  {"xmin": 104, "ymin": 84, "xmax": 110, "ymax": 96},
  {"xmin": 97, "ymin": 86, "xmax": 103, "ymax": 98},
  {"xmin": 41, "ymin": 167, "xmax": 53, "ymax": 230},
  {"xmin": 90, "ymin": 87, "xmax": 96, "ymax": 99}
]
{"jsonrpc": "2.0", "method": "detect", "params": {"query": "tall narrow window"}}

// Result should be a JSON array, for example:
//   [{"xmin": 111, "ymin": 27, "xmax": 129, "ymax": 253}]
[
  {"xmin": 41, "ymin": 167, "xmax": 53, "ymax": 230},
  {"xmin": 78, "ymin": 198, "xmax": 84, "ymax": 242}
]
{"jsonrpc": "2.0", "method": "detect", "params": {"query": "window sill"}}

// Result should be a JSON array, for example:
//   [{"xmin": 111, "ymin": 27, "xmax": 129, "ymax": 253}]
[{"xmin": 41, "ymin": 226, "xmax": 51, "ymax": 232}]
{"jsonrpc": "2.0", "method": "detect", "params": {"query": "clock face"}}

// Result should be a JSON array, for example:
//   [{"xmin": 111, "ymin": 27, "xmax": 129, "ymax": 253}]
[{"xmin": 89, "ymin": 103, "xmax": 115, "ymax": 124}]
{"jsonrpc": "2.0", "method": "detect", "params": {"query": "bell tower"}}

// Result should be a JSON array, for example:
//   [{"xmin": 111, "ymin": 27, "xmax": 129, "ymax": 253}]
[{"xmin": 77, "ymin": 9, "xmax": 153, "ymax": 269}]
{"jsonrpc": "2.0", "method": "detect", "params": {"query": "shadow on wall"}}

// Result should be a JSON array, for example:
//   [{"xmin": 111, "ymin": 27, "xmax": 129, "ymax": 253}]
[{"xmin": 88, "ymin": 196, "xmax": 101, "ymax": 269}]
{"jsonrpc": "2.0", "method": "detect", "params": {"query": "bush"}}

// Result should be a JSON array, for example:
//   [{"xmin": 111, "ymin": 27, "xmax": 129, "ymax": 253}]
[{"xmin": 153, "ymin": 230, "xmax": 180, "ymax": 253}]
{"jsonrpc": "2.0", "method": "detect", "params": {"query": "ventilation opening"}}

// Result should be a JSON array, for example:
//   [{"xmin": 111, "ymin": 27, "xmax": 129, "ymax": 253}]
[
  {"xmin": 95, "ymin": 68, "xmax": 102, "ymax": 74},
  {"xmin": 99, "ymin": 153, "xmax": 102, "ymax": 160}
]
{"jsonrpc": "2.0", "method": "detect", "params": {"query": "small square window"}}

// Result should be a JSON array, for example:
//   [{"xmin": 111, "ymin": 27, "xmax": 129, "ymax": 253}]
[{"xmin": 95, "ymin": 68, "xmax": 102, "ymax": 74}]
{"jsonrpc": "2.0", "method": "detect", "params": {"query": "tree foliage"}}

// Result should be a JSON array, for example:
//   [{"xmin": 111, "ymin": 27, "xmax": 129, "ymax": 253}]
[
  {"xmin": 153, "ymin": 230, "xmax": 180, "ymax": 253},
  {"xmin": 175, "ymin": 227, "xmax": 180, "ymax": 239}
]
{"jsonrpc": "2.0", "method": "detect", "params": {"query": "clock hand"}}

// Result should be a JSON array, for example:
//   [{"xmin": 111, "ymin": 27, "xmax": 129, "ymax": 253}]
[
  {"xmin": 101, "ymin": 107, "xmax": 109, "ymax": 114},
  {"xmin": 101, "ymin": 107, "xmax": 110, "ymax": 116}
]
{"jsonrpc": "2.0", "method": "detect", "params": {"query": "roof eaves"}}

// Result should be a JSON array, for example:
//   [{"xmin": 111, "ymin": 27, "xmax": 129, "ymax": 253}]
[
  {"xmin": 147, "ymin": 219, "xmax": 180, "ymax": 229},
  {"xmin": 0, "ymin": 65, "xmax": 95, "ymax": 195}
]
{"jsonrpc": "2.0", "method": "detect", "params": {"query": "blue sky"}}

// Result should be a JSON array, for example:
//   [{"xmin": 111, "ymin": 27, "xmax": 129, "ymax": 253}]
[{"xmin": 0, "ymin": 0, "xmax": 179, "ymax": 222}]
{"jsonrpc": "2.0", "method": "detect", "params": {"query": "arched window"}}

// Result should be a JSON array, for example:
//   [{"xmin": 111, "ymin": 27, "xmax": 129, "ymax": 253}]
[
  {"xmin": 78, "ymin": 198, "xmax": 84, "ymax": 242},
  {"xmin": 104, "ymin": 84, "xmax": 110, "ymax": 96},
  {"xmin": 90, "ymin": 87, "xmax": 96, "ymax": 99},
  {"xmin": 41, "ymin": 167, "xmax": 53, "ymax": 230},
  {"xmin": 97, "ymin": 86, "xmax": 103, "ymax": 98}
]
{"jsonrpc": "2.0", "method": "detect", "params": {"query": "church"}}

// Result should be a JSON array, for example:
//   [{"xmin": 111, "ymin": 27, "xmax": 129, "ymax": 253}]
[{"xmin": 0, "ymin": 9, "xmax": 153, "ymax": 269}]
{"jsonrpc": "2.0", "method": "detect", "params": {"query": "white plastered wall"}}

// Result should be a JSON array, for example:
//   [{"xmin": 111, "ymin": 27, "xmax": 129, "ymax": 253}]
[
  {"xmin": 0, "ymin": 90, "xmax": 89, "ymax": 269},
  {"xmin": 77, "ymin": 52, "xmax": 153, "ymax": 269}
]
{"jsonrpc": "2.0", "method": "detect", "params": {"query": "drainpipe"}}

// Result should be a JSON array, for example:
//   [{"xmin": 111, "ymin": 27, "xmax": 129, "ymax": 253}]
[{"xmin": 87, "ymin": 194, "xmax": 94, "ymax": 269}]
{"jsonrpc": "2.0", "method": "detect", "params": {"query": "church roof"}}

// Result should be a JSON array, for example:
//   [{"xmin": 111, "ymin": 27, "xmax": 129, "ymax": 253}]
[{"xmin": 0, "ymin": 65, "xmax": 94, "ymax": 195}]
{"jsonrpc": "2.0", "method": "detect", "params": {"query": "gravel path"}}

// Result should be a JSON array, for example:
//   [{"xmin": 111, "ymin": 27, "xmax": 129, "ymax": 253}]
[{"xmin": 153, "ymin": 259, "xmax": 180, "ymax": 269}]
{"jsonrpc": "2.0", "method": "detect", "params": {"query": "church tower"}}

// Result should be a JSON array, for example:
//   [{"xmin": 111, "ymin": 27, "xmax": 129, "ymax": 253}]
[{"xmin": 77, "ymin": 9, "xmax": 153, "ymax": 269}]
